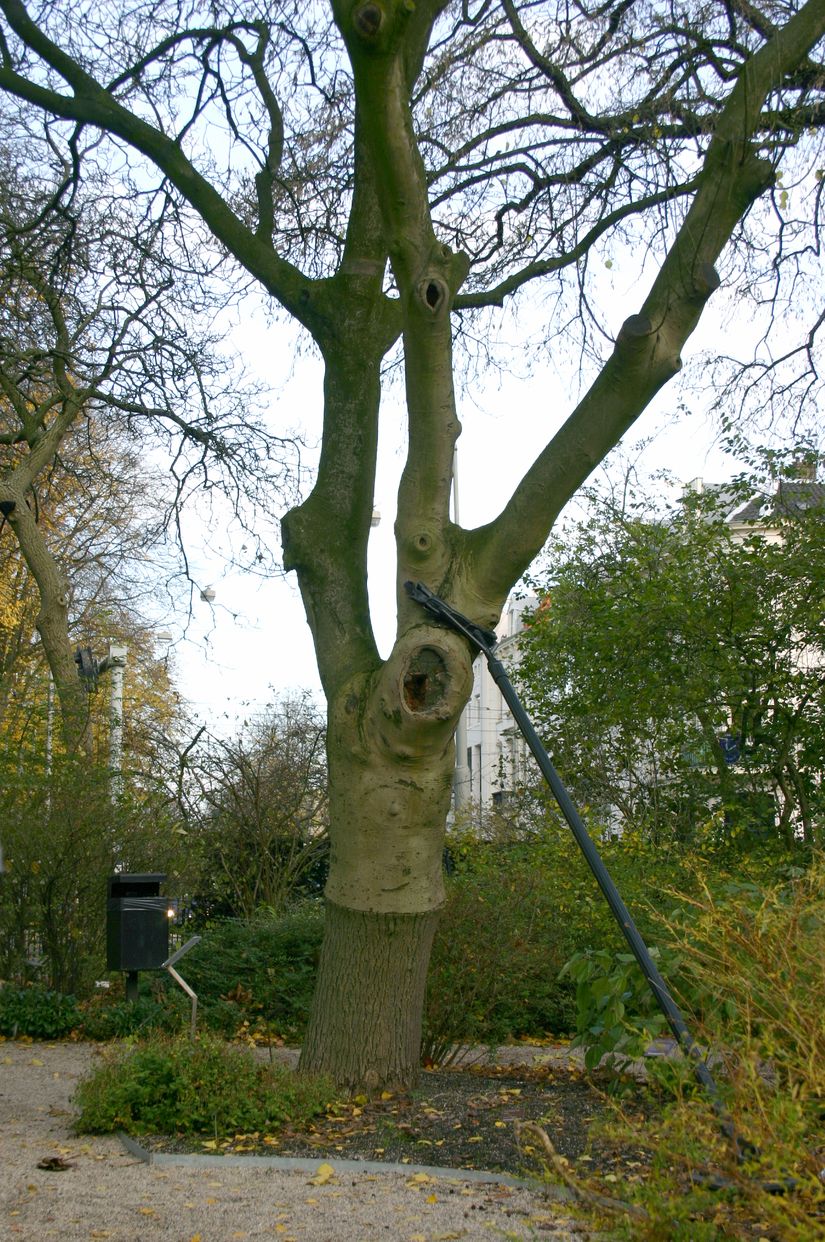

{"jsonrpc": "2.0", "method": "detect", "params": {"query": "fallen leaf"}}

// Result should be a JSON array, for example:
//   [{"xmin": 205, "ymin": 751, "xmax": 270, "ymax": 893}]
[
  {"xmin": 138, "ymin": 1207, "xmax": 156, "ymax": 1216},
  {"xmin": 29, "ymin": 1057, "xmax": 44, "ymax": 1066},
  {"xmin": 426, "ymin": 1193, "xmax": 438, "ymax": 1203},
  {"xmin": 36, "ymin": 1157, "xmax": 74, "ymax": 1171},
  {"xmin": 406, "ymin": 1172, "xmax": 431, "ymax": 1185},
  {"xmin": 308, "ymin": 1162, "xmax": 336, "ymax": 1186}
]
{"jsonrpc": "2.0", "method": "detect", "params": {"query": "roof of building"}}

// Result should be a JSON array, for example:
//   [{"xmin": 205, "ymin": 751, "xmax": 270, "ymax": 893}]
[{"xmin": 727, "ymin": 478, "xmax": 825, "ymax": 525}]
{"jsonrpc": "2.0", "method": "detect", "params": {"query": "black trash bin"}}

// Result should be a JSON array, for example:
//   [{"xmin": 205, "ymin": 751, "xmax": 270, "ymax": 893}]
[{"xmin": 107, "ymin": 873, "xmax": 169, "ymax": 999}]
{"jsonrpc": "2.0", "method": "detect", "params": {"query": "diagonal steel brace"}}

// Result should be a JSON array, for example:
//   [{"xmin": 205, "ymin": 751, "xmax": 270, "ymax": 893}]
[{"xmin": 404, "ymin": 579, "xmax": 757, "ymax": 1164}]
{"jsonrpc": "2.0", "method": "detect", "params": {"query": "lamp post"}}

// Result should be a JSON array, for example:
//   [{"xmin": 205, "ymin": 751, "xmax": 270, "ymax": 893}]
[
  {"xmin": 100, "ymin": 645, "xmax": 128, "ymax": 802},
  {"xmin": 75, "ymin": 642, "xmax": 128, "ymax": 802}
]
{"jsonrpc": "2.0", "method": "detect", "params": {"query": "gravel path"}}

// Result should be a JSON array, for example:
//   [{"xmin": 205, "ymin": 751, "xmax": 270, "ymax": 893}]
[{"xmin": 0, "ymin": 1041, "xmax": 594, "ymax": 1241}]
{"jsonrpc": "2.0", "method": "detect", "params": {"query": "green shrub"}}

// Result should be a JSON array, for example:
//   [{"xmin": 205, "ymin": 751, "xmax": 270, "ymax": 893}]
[
  {"xmin": 0, "ymin": 984, "xmax": 81, "ymax": 1038},
  {"xmin": 562, "ymin": 854, "xmax": 825, "ymax": 1241},
  {"xmin": 79, "ymin": 992, "xmax": 184, "ymax": 1041},
  {"xmin": 423, "ymin": 820, "xmax": 789, "ymax": 1063},
  {"xmin": 561, "ymin": 946, "xmax": 676, "ymax": 1069},
  {"xmin": 180, "ymin": 903, "xmax": 324, "ymax": 1040},
  {"xmin": 75, "ymin": 1032, "xmax": 336, "ymax": 1136},
  {"xmin": 423, "ymin": 843, "xmax": 578, "ymax": 1063}
]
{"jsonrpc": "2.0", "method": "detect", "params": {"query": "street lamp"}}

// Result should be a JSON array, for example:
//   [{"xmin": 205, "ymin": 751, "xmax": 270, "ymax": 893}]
[{"xmin": 74, "ymin": 642, "xmax": 128, "ymax": 802}]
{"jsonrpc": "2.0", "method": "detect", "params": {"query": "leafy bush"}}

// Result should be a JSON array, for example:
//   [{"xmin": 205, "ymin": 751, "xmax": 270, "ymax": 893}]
[
  {"xmin": 79, "ymin": 992, "xmax": 184, "ymax": 1041},
  {"xmin": 552, "ymin": 855, "xmax": 825, "ymax": 1240},
  {"xmin": 562, "ymin": 947, "xmax": 673, "ymax": 1069},
  {"xmin": 0, "ymin": 755, "xmax": 190, "ymax": 997},
  {"xmin": 423, "ymin": 839, "xmax": 578, "ymax": 1063},
  {"xmin": 0, "ymin": 984, "xmax": 81, "ymax": 1038},
  {"xmin": 424, "ymin": 821, "xmax": 706, "ymax": 1061},
  {"xmin": 180, "ymin": 904, "xmax": 324, "ymax": 1040},
  {"xmin": 424, "ymin": 817, "xmax": 790, "ymax": 1064},
  {"xmin": 75, "ymin": 1032, "xmax": 336, "ymax": 1136}
]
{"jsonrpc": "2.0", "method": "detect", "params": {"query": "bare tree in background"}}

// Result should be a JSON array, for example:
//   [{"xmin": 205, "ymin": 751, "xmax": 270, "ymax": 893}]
[
  {"xmin": 0, "ymin": 150, "xmax": 298, "ymax": 750},
  {"xmin": 186, "ymin": 694, "xmax": 328, "ymax": 919}
]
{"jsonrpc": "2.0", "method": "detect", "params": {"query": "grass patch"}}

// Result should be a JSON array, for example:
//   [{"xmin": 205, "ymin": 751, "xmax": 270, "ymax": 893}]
[{"xmin": 75, "ymin": 1033, "xmax": 336, "ymax": 1138}]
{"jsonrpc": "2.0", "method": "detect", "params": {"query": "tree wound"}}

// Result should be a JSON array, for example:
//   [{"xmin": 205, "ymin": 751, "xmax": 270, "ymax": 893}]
[
  {"xmin": 402, "ymin": 646, "xmax": 449, "ymax": 714},
  {"xmin": 353, "ymin": 3, "xmax": 384, "ymax": 37}
]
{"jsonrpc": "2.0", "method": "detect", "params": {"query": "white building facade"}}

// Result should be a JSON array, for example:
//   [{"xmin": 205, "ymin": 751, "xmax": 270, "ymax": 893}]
[{"xmin": 453, "ymin": 594, "xmax": 535, "ymax": 817}]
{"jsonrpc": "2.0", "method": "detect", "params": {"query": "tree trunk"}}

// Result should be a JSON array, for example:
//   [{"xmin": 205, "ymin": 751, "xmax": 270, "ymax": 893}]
[
  {"xmin": 301, "ymin": 901, "xmax": 439, "ymax": 1091},
  {"xmin": 298, "ymin": 628, "xmax": 473, "ymax": 1090}
]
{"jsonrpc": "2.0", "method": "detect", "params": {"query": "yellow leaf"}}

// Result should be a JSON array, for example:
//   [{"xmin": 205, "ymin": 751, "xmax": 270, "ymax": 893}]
[
  {"xmin": 308, "ymin": 1162, "xmax": 336, "ymax": 1186},
  {"xmin": 201, "ymin": 1140, "xmax": 218, "ymax": 1150},
  {"xmin": 29, "ymin": 1057, "xmax": 44, "ymax": 1066},
  {"xmin": 138, "ymin": 1207, "xmax": 156, "ymax": 1216},
  {"xmin": 407, "ymin": 1172, "xmax": 431, "ymax": 1185},
  {"xmin": 426, "ymin": 1193, "xmax": 438, "ymax": 1203},
  {"xmin": 380, "ymin": 1090, "xmax": 393, "ymax": 1100}
]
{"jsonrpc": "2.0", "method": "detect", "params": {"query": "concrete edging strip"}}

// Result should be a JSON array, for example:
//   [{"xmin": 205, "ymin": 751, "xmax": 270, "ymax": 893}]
[{"xmin": 117, "ymin": 1132, "xmax": 570, "ymax": 1199}]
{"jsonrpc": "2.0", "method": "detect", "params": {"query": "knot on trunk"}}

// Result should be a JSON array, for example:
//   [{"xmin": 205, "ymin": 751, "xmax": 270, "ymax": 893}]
[{"xmin": 353, "ymin": 3, "xmax": 384, "ymax": 38}]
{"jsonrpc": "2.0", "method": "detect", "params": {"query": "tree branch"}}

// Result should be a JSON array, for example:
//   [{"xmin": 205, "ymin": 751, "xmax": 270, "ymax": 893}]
[{"xmin": 469, "ymin": 0, "xmax": 825, "ymax": 606}]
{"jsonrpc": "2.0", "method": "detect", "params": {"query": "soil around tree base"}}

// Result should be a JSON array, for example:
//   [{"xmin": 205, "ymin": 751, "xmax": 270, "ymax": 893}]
[{"xmin": 139, "ymin": 1057, "xmax": 654, "ymax": 1184}]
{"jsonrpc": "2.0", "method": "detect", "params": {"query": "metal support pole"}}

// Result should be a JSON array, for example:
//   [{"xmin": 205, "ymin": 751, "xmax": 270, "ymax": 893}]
[{"xmin": 404, "ymin": 580, "xmax": 751, "ymax": 1160}]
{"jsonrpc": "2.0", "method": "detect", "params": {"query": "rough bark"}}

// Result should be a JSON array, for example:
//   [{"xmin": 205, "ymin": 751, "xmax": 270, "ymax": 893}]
[
  {"xmin": 301, "ymin": 900, "xmax": 439, "ymax": 1091},
  {"xmin": 0, "ymin": 488, "xmax": 90, "ymax": 752}
]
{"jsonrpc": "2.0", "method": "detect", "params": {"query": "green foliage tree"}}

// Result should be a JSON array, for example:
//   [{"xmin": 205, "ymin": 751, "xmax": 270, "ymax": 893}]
[
  {"xmin": 1, "ymin": 0, "xmax": 824, "ymax": 1087},
  {"xmin": 519, "ymin": 461, "xmax": 825, "ymax": 849}
]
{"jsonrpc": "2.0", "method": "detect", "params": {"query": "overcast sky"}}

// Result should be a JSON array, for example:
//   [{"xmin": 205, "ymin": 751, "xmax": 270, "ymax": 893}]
[{"xmin": 164, "ymin": 272, "xmax": 752, "ymax": 734}]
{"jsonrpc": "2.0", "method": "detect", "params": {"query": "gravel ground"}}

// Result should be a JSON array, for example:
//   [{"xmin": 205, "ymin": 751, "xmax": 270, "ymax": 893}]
[{"xmin": 0, "ymin": 1041, "xmax": 596, "ymax": 1242}]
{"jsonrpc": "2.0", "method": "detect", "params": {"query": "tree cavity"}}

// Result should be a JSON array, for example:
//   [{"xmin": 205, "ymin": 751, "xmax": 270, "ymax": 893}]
[{"xmin": 402, "ymin": 646, "xmax": 449, "ymax": 715}]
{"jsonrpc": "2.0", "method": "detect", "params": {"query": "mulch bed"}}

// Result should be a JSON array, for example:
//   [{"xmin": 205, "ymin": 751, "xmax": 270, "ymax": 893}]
[{"xmin": 141, "ymin": 1058, "xmax": 656, "ymax": 1182}]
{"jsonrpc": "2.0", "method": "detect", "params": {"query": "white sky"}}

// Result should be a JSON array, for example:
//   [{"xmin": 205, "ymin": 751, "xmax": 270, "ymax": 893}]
[{"xmin": 165, "ymin": 276, "xmax": 747, "ymax": 734}]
